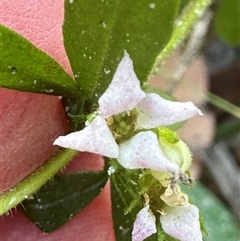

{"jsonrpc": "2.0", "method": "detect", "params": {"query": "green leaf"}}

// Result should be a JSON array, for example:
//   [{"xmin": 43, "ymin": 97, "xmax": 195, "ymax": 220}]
[
  {"xmin": 63, "ymin": 0, "xmax": 179, "ymax": 99},
  {"xmin": 214, "ymin": 0, "xmax": 240, "ymax": 46},
  {"xmin": 179, "ymin": 0, "xmax": 191, "ymax": 11},
  {"xmin": 182, "ymin": 183, "xmax": 240, "ymax": 241},
  {"xmin": 0, "ymin": 149, "xmax": 78, "ymax": 216},
  {"xmin": 215, "ymin": 118, "xmax": 240, "ymax": 141},
  {"xmin": 0, "ymin": 24, "xmax": 80, "ymax": 97},
  {"xmin": 110, "ymin": 170, "xmax": 158, "ymax": 241},
  {"xmin": 22, "ymin": 170, "xmax": 108, "ymax": 233},
  {"xmin": 110, "ymin": 172, "xmax": 137, "ymax": 241}
]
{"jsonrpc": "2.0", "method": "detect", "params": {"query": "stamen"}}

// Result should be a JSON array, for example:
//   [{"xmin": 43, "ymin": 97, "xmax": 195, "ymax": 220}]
[
  {"xmin": 143, "ymin": 193, "xmax": 150, "ymax": 205},
  {"xmin": 106, "ymin": 116, "xmax": 114, "ymax": 125},
  {"xmin": 157, "ymin": 209, "xmax": 166, "ymax": 215}
]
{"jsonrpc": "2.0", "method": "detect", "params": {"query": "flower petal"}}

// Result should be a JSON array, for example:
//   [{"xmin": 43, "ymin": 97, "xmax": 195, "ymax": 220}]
[
  {"xmin": 132, "ymin": 205, "xmax": 157, "ymax": 241},
  {"xmin": 136, "ymin": 93, "xmax": 203, "ymax": 129},
  {"xmin": 53, "ymin": 116, "xmax": 119, "ymax": 158},
  {"xmin": 160, "ymin": 203, "xmax": 202, "ymax": 241},
  {"xmin": 98, "ymin": 51, "xmax": 146, "ymax": 118},
  {"xmin": 118, "ymin": 131, "xmax": 179, "ymax": 172}
]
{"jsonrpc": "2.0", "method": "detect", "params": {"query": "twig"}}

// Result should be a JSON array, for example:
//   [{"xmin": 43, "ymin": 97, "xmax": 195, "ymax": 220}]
[
  {"xmin": 150, "ymin": 0, "xmax": 212, "ymax": 75},
  {"xmin": 197, "ymin": 142, "xmax": 240, "ymax": 223},
  {"xmin": 166, "ymin": 10, "xmax": 212, "ymax": 93}
]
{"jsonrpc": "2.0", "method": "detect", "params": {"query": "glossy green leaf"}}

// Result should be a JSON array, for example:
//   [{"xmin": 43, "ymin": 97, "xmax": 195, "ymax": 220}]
[
  {"xmin": 182, "ymin": 183, "xmax": 240, "ymax": 241},
  {"xmin": 22, "ymin": 170, "xmax": 108, "ymax": 233},
  {"xmin": 214, "ymin": 0, "xmax": 240, "ymax": 46},
  {"xmin": 110, "ymin": 170, "xmax": 158, "ymax": 241},
  {"xmin": 0, "ymin": 24, "xmax": 80, "ymax": 97},
  {"xmin": 63, "ymin": 0, "xmax": 179, "ymax": 99}
]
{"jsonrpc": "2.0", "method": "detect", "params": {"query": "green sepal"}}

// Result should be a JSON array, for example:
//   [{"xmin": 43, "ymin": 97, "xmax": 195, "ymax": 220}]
[
  {"xmin": 158, "ymin": 127, "xmax": 180, "ymax": 144},
  {"xmin": 62, "ymin": 97, "xmax": 87, "ymax": 132},
  {"xmin": 157, "ymin": 128, "xmax": 192, "ymax": 172}
]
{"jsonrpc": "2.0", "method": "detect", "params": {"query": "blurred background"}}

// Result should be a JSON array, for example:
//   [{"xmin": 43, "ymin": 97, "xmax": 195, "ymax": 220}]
[{"xmin": 149, "ymin": 0, "xmax": 240, "ymax": 239}]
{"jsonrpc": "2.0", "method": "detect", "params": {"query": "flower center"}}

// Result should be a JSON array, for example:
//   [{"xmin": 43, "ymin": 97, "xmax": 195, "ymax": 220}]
[{"xmin": 106, "ymin": 110, "xmax": 139, "ymax": 143}]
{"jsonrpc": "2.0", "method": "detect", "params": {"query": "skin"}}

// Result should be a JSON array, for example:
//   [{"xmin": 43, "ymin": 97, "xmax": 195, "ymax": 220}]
[{"xmin": 0, "ymin": 0, "xmax": 115, "ymax": 240}]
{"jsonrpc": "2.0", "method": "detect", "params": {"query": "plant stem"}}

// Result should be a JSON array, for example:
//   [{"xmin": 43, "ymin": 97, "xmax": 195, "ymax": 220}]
[
  {"xmin": 0, "ymin": 149, "xmax": 78, "ymax": 215},
  {"xmin": 151, "ymin": 0, "xmax": 212, "ymax": 74},
  {"xmin": 207, "ymin": 92, "xmax": 240, "ymax": 119}
]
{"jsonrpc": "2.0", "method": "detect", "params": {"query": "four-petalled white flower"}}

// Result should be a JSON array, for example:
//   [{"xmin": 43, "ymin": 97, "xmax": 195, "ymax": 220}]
[
  {"xmin": 54, "ymin": 51, "xmax": 203, "ymax": 175},
  {"xmin": 53, "ymin": 51, "xmax": 203, "ymax": 241}
]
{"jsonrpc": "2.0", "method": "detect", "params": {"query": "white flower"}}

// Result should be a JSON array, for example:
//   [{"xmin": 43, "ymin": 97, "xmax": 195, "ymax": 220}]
[
  {"xmin": 54, "ymin": 115, "xmax": 119, "ymax": 158},
  {"xmin": 132, "ymin": 205, "xmax": 157, "ymax": 241},
  {"xmin": 118, "ymin": 131, "xmax": 178, "ymax": 172},
  {"xmin": 133, "ymin": 203, "xmax": 202, "ymax": 241},
  {"xmin": 160, "ymin": 203, "xmax": 203, "ymax": 241},
  {"xmin": 54, "ymin": 51, "xmax": 202, "ymax": 173}
]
